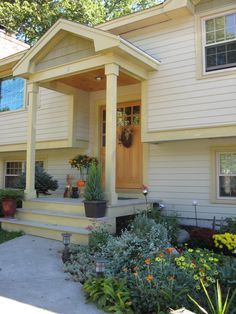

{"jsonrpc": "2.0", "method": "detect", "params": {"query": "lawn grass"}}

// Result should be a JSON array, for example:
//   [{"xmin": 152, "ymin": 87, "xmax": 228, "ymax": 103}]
[{"xmin": 0, "ymin": 226, "xmax": 23, "ymax": 244}]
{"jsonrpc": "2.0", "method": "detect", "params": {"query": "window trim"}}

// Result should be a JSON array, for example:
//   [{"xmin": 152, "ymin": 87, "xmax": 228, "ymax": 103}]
[
  {"xmin": 4, "ymin": 160, "xmax": 46, "ymax": 188},
  {"xmin": 211, "ymin": 146, "xmax": 236, "ymax": 205},
  {"xmin": 201, "ymin": 10, "xmax": 236, "ymax": 74},
  {"xmin": 195, "ymin": 4, "xmax": 236, "ymax": 80},
  {"xmin": 0, "ymin": 76, "xmax": 26, "ymax": 115}
]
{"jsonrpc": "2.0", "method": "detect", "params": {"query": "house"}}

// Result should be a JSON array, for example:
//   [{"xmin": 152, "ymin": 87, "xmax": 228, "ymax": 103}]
[{"xmin": 0, "ymin": 0, "xmax": 235, "ymax": 242}]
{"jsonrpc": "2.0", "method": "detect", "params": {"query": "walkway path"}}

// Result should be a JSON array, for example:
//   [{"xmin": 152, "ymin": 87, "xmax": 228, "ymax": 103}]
[{"xmin": 0, "ymin": 235, "xmax": 103, "ymax": 313}]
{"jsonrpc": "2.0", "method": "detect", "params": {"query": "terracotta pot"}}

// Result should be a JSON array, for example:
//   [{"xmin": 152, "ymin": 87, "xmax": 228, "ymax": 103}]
[
  {"xmin": 84, "ymin": 200, "xmax": 107, "ymax": 218},
  {"xmin": 2, "ymin": 198, "xmax": 17, "ymax": 218}
]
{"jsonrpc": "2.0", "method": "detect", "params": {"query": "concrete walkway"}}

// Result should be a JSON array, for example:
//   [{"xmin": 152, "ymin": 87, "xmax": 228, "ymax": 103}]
[{"xmin": 0, "ymin": 235, "xmax": 103, "ymax": 314}]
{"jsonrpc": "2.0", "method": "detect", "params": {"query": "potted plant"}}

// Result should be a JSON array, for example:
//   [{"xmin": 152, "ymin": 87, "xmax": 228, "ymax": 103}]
[
  {"xmin": 0, "ymin": 188, "xmax": 24, "ymax": 218},
  {"xmin": 83, "ymin": 162, "xmax": 106, "ymax": 218}
]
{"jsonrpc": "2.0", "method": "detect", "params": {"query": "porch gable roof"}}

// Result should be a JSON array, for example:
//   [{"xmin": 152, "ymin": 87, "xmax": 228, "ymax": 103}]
[{"xmin": 13, "ymin": 19, "xmax": 160, "ymax": 80}]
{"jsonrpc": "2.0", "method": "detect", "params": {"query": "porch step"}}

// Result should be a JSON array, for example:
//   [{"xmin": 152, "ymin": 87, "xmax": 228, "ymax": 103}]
[
  {"xmin": 0, "ymin": 218, "xmax": 90, "ymax": 245},
  {"xmin": 16, "ymin": 208, "xmax": 115, "ymax": 231},
  {"xmin": 24, "ymin": 199, "xmax": 85, "ymax": 215}
]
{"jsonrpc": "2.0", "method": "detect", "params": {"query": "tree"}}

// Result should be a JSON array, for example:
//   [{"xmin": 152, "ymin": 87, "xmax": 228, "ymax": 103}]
[{"xmin": 0, "ymin": 0, "xmax": 163, "ymax": 45}]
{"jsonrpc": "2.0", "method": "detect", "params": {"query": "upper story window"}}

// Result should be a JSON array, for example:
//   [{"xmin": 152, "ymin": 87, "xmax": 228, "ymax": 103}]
[
  {"xmin": 205, "ymin": 12, "xmax": 236, "ymax": 72},
  {"xmin": 0, "ymin": 76, "xmax": 25, "ymax": 112},
  {"xmin": 217, "ymin": 152, "xmax": 236, "ymax": 198}
]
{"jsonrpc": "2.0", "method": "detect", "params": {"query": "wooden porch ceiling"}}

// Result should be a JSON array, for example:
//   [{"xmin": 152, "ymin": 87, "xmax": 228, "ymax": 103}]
[{"xmin": 55, "ymin": 68, "xmax": 139, "ymax": 92}]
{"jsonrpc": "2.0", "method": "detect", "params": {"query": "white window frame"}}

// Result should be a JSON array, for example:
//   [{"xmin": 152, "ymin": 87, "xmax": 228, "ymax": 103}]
[
  {"xmin": 216, "ymin": 152, "xmax": 236, "ymax": 200},
  {"xmin": 4, "ymin": 160, "xmax": 45, "ymax": 188},
  {"xmin": 202, "ymin": 9, "xmax": 236, "ymax": 75}
]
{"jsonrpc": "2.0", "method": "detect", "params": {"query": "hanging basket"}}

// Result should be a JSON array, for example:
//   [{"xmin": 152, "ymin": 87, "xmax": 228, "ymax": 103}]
[{"xmin": 120, "ymin": 126, "xmax": 133, "ymax": 148}]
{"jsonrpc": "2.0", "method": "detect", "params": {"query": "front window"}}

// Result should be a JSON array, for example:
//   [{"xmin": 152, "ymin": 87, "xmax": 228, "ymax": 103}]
[
  {"xmin": 204, "ymin": 12, "xmax": 236, "ymax": 72},
  {"xmin": 217, "ymin": 152, "xmax": 236, "ymax": 198},
  {"xmin": 5, "ymin": 161, "xmax": 44, "ymax": 188},
  {"xmin": 0, "ymin": 77, "xmax": 25, "ymax": 112}
]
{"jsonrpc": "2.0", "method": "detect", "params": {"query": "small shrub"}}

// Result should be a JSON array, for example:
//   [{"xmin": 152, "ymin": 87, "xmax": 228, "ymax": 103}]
[
  {"xmin": 17, "ymin": 165, "xmax": 58, "ymax": 196},
  {"xmin": 188, "ymin": 227, "xmax": 215, "ymax": 250},
  {"xmin": 147, "ymin": 208, "xmax": 180, "ymax": 244},
  {"xmin": 0, "ymin": 188, "xmax": 24, "ymax": 200},
  {"xmin": 221, "ymin": 217, "xmax": 236, "ymax": 234},
  {"xmin": 63, "ymin": 245, "xmax": 95, "ymax": 283},
  {"xmin": 88, "ymin": 224, "xmax": 111, "ymax": 253},
  {"xmin": 84, "ymin": 162, "xmax": 104, "ymax": 201},
  {"xmin": 84, "ymin": 277, "xmax": 133, "ymax": 313}
]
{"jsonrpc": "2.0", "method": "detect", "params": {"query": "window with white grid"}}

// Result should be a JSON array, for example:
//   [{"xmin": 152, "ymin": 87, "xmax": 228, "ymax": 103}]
[{"xmin": 217, "ymin": 152, "xmax": 236, "ymax": 198}]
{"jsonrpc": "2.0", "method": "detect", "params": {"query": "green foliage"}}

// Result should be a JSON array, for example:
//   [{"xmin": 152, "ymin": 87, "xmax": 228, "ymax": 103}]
[
  {"xmin": 84, "ymin": 277, "xmax": 133, "ymax": 313},
  {"xmin": 84, "ymin": 162, "xmax": 104, "ymax": 201},
  {"xmin": 17, "ymin": 165, "xmax": 58, "ymax": 195},
  {"xmin": 0, "ymin": 228, "xmax": 23, "ymax": 244},
  {"xmin": 147, "ymin": 207, "xmax": 180, "ymax": 244},
  {"xmin": 0, "ymin": 0, "xmax": 163, "ymax": 45},
  {"xmin": 128, "ymin": 254, "xmax": 195, "ymax": 313},
  {"xmin": 175, "ymin": 247, "xmax": 226, "ymax": 290},
  {"xmin": 189, "ymin": 280, "xmax": 236, "ymax": 314},
  {"xmin": 63, "ymin": 245, "xmax": 95, "ymax": 284},
  {"xmin": 101, "ymin": 221, "xmax": 170, "ymax": 276},
  {"xmin": 221, "ymin": 217, "xmax": 236, "ymax": 234},
  {"xmin": 0, "ymin": 188, "xmax": 24, "ymax": 200},
  {"xmin": 88, "ymin": 224, "xmax": 110, "ymax": 254}
]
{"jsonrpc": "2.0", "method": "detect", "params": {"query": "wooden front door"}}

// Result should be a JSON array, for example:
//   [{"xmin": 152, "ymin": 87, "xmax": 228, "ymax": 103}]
[{"xmin": 100, "ymin": 101, "xmax": 143, "ymax": 190}]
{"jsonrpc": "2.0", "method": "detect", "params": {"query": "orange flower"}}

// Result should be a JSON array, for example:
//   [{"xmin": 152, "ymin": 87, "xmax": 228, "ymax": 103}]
[
  {"xmin": 160, "ymin": 253, "xmax": 164, "ymax": 258},
  {"xmin": 144, "ymin": 258, "xmax": 151, "ymax": 265},
  {"xmin": 166, "ymin": 247, "xmax": 175, "ymax": 254},
  {"xmin": 146, "ymin": 275, "xmax": 153, "ymax": 282}
]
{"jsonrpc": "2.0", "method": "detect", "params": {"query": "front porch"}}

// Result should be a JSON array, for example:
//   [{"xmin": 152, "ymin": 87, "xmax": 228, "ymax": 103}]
[
  {"xmin": 0, "ymin": 197, "xmax": 150, "ymax": 244},
  {"xmin": 12, "ymin": 19, "xmax": 159, "ymax": 205},
  {"xmin": 1, "ymin": 19, "xmax": 160, "ymax": 243}
]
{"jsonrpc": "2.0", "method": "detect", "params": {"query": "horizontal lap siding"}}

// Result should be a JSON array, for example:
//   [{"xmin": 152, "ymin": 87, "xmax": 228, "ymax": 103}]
[
  {"xmin": 148, "ymin": 138, "xmax": 236, "ymax": 221},
  {"xmin": 37, "ymin": 88, "xmax": 69, "ymax": 141},
  {"xmin": 124, "ymin": 16, "xmax": 236, "ymax": 131},
  {"xmin": 0, "ymin": 110, "xmax": 27, "ymax": 144},
  {"xmin": 76, "ymin": 90, "xmax": 89, "ymax": 141},
  {"xmin": 0, "ymin": 88, "xmax": 69, "ymax": 146}
]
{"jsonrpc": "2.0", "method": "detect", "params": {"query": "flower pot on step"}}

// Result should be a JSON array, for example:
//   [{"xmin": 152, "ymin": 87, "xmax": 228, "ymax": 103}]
[
  {"xmin": 84, "ymin": 200, "xmax": 107, "ymax": 218},
  {"xmin": 2, "ymin": 198, "xmax": 17, "ymax": 218}
]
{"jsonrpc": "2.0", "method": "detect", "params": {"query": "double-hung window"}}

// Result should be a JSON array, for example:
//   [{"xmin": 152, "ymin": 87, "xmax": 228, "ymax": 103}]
[
  {"xmin": 204, "ymin": 12, "xmax": 236, "ymax": 72},
  {"xmin": 217, "ymin": 152, "xmax": 236, "ymax": 198},
  {"xmin": 5, "ymin": 161, "xmax": 45, "ymax": 188},
  {"xmin": 0, "ymin": 76, "xmax": 25, "ymax": 112}
]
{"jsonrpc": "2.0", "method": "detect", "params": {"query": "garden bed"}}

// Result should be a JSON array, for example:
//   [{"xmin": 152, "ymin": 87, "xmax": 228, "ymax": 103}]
[{"xmin": 63, "ymin": 210, "xmax": 236, "ymax": 313}]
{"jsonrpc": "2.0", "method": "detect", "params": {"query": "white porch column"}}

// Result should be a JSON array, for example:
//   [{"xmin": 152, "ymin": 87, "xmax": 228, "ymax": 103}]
[
  {"xmin": 25, "ymin": 82, "xmax": 38, "ymax": 199},
  {"xmin": 105, "ymin": 63, "xmax": 119, "ymax": 205}
]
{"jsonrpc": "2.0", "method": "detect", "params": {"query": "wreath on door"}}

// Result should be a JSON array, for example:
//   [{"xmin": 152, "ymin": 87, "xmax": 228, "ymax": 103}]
[{"xmin": 120, "ymin": 125, "xmax": 133, "ymax": 148}]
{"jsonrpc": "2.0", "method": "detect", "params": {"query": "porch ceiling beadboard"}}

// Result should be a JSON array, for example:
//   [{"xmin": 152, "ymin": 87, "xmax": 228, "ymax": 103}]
[{"xmin": 13, "ymin": 19, "xmax": 160, "ymax": 81}]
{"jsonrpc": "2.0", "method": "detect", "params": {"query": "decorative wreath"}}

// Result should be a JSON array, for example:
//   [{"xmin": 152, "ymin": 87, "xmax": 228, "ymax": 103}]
[{"xmin": 119, "ymin": 125, "xmax": 133, "ymax": 148}]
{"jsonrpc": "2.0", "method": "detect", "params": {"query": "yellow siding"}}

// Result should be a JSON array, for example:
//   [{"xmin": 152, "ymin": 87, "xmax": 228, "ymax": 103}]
[
  {"xmin": 76, "ymin": 90, "xmax": 90, "ymax": 141},
  {"xmin": 35, "ymin": 34, "xmax": 95, "ymax": 72},
  {"xmin": 37, "ymin": 88, "xmax": 69, "ymax": 141},
  {"xmin": 148, "ymin": 138, "xmax": 236, "ymax": 222},
  {"xmin": 123, "ymin": 14, "xmax": 236, "ymax": 132},
  {"xmin": 0, "ymin": 87, "xmax": 70, "ymax": 146}
]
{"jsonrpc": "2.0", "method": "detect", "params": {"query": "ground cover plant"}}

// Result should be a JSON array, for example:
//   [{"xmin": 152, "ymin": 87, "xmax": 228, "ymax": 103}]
[
  {"xmin": 64, "ymin": 210, "xmax": 236, "ymax": 313},
  {"xmin": 0, "ymin": 227, "xmax": 23, "ymax": 244}
]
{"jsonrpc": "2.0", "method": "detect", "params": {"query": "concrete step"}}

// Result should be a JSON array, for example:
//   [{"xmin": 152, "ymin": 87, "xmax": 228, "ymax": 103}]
[
  {"xmin": 0, "ymin": 218, "xmax": 90, "ymax": 245},
  {"xmin": 16, "ymin": 208, "xmax": 116, "ymax": 232},
  {"xmin": 24, "ymin": 199, "xmax": 85, "ymax": 215}
]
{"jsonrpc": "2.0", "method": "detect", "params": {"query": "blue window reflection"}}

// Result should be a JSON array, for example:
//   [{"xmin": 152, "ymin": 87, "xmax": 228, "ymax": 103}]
[{"xmin": 0, "ymin": 77, "xmax": 24, "ymax": 111}]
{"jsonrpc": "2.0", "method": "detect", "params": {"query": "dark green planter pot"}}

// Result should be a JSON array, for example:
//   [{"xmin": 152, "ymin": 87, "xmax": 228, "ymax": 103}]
[{"xmin": 84, "ymin": 200, "xmax": 107, "ymax": 218}]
